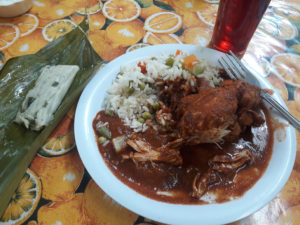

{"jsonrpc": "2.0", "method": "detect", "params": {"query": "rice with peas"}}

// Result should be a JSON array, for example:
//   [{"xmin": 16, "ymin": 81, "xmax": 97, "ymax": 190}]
[{"xmin": 104, "ymin": 52, "xmax": 223, "ymax": 132}]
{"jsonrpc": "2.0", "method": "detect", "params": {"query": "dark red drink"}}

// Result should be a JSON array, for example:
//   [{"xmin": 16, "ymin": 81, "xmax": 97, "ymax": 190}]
[{"xmin": 210, "ymin": 0, "xmax": 271, "ymax": 56}]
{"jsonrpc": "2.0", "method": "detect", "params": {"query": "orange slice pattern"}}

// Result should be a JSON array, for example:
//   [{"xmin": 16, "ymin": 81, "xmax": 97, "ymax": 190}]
[
  {"xmin": 102, "ymin": 0, "xmax": 141, "ymax": 22},
  {"xmin": 143, "ymin": 32, "xmax": 182, "ymax": 45},
  {"xmin": 30, "ymin": 151, "xmax": 84, "ymax": 201},
  {"xmin": 42, "ymin": 19, "xmax": 77, "ymax": 42},
  {"xmin": 106, "ymin": 20, "xmax": 144, "ymax": 47},
  {"xmin": 180, "ymin": 26, "xmax": 211, "ymax": 46},
  {"xmin": 140, "ymin": 5, "xmax": 165, "ymax": 19},
  {"xmin": 76, "ymin": 0, "xmax": 103, "ymax": 15},
  {"xmin": 0, "ymin": 23, "xmax": 20, "ymax": 51},
  {"xmin": 12, "ymin": 14, "xmax": 39, "ymax": 37},
  {"xmin": 37, "ymin": 194, "xmax": 87, "ymax": 224},
  {"xmin": 0, "ymin": 14, "xmax": 39, "ymax": 37},
  {"xmin": 83, "ymin": 180, "xmax": 137, "ymax": 225},
  {"xmin": 271, "ymin": 53, "xmax": 300, "ymax": 87},
  {"xmin": 88, "ymin": 30, "xmax": 126, "ymax": 61},
  {"xmin": 196, "ymin": 4, "xmax": 218, "ymax": 26},
  {"xmin": 7, "ymin": 29, "xmax": 47, "ymax": 57},
  {"xmin": 144, "ymin": 11, "xmax": 182, "ymax": 33}
]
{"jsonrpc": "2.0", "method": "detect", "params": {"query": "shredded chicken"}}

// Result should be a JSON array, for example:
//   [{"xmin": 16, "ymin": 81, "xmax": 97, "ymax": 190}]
[
  {"xmin": 192, "ymin": 148, "xmax": 253, "ymax": 198},
  {"xmin": 192, "ymin": 169, "xmax": 212, "ymax": 199},
  {"xmin": 122, "ymin": 134, "xmax": 183, "ymax": 166},
  {"xmin": 123, "ymin": 79, "xmax": 263, "ymax": 161},
  {"xmin": 209, "ymin": 148, "xmax": 254, "ymax": 172},
  {"xmin": 121, "ymin": 78, "xmax": 265, "ymax": 199}
]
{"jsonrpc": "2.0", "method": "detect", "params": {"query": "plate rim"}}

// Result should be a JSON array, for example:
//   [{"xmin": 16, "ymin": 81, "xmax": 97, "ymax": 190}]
[{"xmin": 75, "ymin": 44, "xmax": 296, "ymax": 225}]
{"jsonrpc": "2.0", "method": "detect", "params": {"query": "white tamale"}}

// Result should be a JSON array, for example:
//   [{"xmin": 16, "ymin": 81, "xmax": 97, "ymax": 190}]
[{"xmin": 15, "ymin": 65, "xmax": 79, "ymax": 131}]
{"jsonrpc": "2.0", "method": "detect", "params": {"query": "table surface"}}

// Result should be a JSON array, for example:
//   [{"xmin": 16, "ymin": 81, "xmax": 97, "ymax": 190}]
[{"xmin": 0, "ymin": 0, "xmax": 299, "ymax": 224}]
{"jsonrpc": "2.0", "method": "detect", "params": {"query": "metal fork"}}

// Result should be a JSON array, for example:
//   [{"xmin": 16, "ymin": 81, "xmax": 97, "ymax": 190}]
[{"xmin": 218, "ymin": 50, "xmax": 300, "ymax": 132}]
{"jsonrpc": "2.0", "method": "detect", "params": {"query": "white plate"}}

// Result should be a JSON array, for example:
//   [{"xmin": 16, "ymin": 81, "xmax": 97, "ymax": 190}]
[{"xmin": 75, "ymin": 44, "xmax": 296, "ymax": 225}]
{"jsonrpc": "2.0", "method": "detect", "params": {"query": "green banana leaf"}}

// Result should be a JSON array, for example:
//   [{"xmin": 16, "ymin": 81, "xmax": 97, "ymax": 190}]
[{"xmin": 0, "ymin": 17, "xmax": 103, "ymax": 216}]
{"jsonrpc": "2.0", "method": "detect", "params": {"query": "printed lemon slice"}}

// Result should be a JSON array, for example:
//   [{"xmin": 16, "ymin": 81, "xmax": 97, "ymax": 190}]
[
  {"xmin": 76, "ymin": 0, "xmax": 103, "ymax": 15},
  {"xmin": 271, "ymin": 53, "xmax": 300, "ymax": 87},
  {"xmin": 278, "ymin": 205, "xmax": 300, "ymax": 225},
  {"xmin": 277, "ymin": 170, "xmax": 300, "ymax": 208},
  {"xmin": 40, "ymin": 132, "xmax": 75, "ymax": 157},
  {"xmin": 126, "ymin": 43, "xmax": 150, "ymax": 53},
  {"xmin": 40, "ymin": 115, "xmax": 75, "ymax": 157},
  {"xmin": 102, "ymin": 0, "xmax": 141, "ymax": 22},
  {"xmin": 38, "ymin": 18, "xmax": 52, "ymax": 27},
  {"xmin": 258, "ymin": 17, "xmax": 278, "ymax": 37},
  {"xmin": 31, "ymin": 0, "xmax": 75, "ymax": 20},
  {"xmin": 30, "ymin": 151, "xmax": 84, "ymax": 201},
  {"xmin": 275, "ymin": 18, "xmax": 298, "ymax": 40},
  {"xmin": 272, "ymin": 5, "xmax": 300, "ymax": 24},
  {"xmin": 143, "ymin": 32, "xmax": 182, "ymax": 45},
  {"xmin": 0, "ymin": 169, "xmax": 41, "ymax": 225},
  {"xmin": 12, "ymin": 14, "xmax": 39, "ymax": 37},
  {"xmin": 144, "ymin": 11, "xmax": 182, "ymax": 33},
  {"xmin": 37, "ymin": 194, "xmax": 87, "ymax": 225},
  {"xmin": 72, "ymin": 13, "xmax": 106, "ymax": 30},
  {"xmin": 285, "ymin": 0, "xmax": 300, "ymax": 8},
  {"xmin": 106, "ymin": 20, "xmax": 144, "ymax": 47},
  {"xmin": 7, "ymin": 29, "xmax": 48, "ymax": 57},
  {"xmin": 83, "ymin": 179, "xmax": 137, "ymax": 225},
  {"xmin": 140, "ymin": 4, "xmax": 164, "ymax": 19},
  {"xmin": 196, "ymin": 4, "xmax": 218, "ymax": 26},
  {"xmin": 169, "ymin": 0, "xmax": 205, "ymax": 13},
  {"xmin": 89, "ymin": 13, "xmax": 106, "ymax": 30},
  {"xmin": 182, "ymin": 11, "xmax": 206, "ymax": 29},
  {"xmin": 42, "ymin": 19, "xmax": 77, "ymax": 42},
  {"xmin": 89, "ymin": 30, "xmax": 126, "ymax": 61},
  {"xmin": 71, "ymin": 14, "xmax": 85, "ymax": 25},
  {"xmin": 246, "ymin": 31, "xmax": 286, "ymax": 58},
  {"xmin": 0, "ymin": 14, "xmax": 39, "ymax": 37},
  {"xmin": 0, "ymin": 23, "xmax": 20, "ymax": 51},
  {"xmin": 180, "ymin": 26, "xmax": 211, "ymax": 46}
]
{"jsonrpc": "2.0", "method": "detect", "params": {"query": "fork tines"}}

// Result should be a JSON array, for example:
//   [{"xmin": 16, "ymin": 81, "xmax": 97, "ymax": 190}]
[{"xmin": 218, "ymin": 51, "xmax": 249, "ymax": 81}]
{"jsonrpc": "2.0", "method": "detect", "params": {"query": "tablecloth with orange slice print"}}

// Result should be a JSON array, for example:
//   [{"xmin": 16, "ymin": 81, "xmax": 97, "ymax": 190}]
[{"xmin": 0, "ymin": 0, "xmax": 300, "ymax": 224}]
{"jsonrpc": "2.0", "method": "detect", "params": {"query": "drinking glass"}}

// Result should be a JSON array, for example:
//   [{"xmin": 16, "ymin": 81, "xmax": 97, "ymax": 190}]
[{"xmin": 210, "ymin": 0, "xmax": 271, "ymax": 56}]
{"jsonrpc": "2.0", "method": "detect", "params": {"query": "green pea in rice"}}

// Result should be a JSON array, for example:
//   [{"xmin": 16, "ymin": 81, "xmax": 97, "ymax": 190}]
[{"xmin": 104, "ymin": 52, "xmax": 222, "ymax": 132}]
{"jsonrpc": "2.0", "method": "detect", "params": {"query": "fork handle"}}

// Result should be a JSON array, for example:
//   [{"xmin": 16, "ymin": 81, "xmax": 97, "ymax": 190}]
[{"xmin": 261, "ymin": 91, "xmax": 300, "ymax": 132}]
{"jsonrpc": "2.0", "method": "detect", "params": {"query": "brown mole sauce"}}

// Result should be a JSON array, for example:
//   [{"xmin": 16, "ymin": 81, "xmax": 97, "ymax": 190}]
[{"xmin": 93, "ymin": 106, "xmax": 274, "ymax": 204}]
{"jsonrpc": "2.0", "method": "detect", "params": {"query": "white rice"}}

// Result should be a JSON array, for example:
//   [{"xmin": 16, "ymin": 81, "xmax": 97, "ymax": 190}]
[{"xmin": 104, "ymin": 52, "xmax": 223, "ymax": 132}]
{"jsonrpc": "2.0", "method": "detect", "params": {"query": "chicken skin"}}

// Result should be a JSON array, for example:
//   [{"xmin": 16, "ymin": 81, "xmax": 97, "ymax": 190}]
[
  {"xmin": 177, "ymin": 86, "xmax": 238, "ymax": 144},
  {"xmin": 121, "ymin": 79, "xmax": 265, "ymax": 199},
  {"xmin": 177, "ymin": 80, "xmax": 263, "ymax": 145},
  {"xmin": 123, "ymin": 80, "xmax": 263, "ymax": 165}
]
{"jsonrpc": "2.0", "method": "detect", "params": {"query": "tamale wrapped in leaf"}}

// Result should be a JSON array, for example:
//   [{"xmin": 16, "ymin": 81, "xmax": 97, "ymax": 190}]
[
  {"xmin": 0, "ymin": 17, "xmax": 103, "ymax": 216},
  {"xmin": 15, "ymin": 65, "xmax": 79, "ymax": 131}
]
